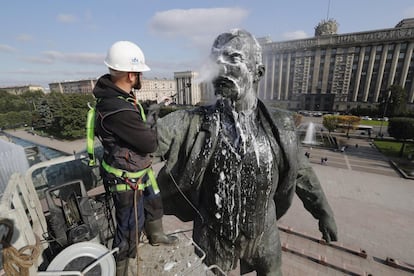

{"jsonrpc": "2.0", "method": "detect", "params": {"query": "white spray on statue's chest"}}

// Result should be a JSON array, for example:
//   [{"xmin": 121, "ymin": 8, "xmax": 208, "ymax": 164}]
[{"xmin": 211, "ymin": 106, "xmax": 274, "ymax": 238}]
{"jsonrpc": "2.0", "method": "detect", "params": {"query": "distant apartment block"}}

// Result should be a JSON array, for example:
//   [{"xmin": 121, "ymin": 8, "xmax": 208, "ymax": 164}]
[
  {"xmin": 49, "ymin": 79, "xmax": 97, "ymax": 94},
  {"xmin": 0, "ymin": 85, "xmax": 44, "ymax": 95},
  {"xmin": 48, "ymin": 78, "xmax": 176, "ymax": 103},
  {"xmin": 136, "ymin": 78, "xmax": 176, "ymax": 103},
  {"xmin": 258, "ymin": 18, "xmax": 414, "ymax": 112}
]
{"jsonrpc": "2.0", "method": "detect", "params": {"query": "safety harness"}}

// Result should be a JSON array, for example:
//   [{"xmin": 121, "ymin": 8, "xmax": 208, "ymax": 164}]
[{"xmin": 86, "ymin": 99, "xmax": 159, "ymax": 193}]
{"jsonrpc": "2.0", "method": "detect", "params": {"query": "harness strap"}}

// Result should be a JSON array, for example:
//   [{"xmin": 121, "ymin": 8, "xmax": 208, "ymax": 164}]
[
  {"xmin": 86, "ymin": 97, "xmax": 146, "ymax": 167},
  {"xmin": 86, "ymin": 104, "xmax": 96, "ymax": 166},
  {"xmin": 102, "ymin": 160, "xmax": 159, "ymax": 193},
  {"xmin": 109, "ymin": 183, "xmax": 147, "ymax": 192}
]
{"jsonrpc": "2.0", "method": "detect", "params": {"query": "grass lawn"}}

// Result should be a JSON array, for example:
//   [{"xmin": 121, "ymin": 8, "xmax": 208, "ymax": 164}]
[
  {"xmin": 374, "ymin": 139, "xmax": 414, "ymax": 158},
  {"xmin": 360, "ymin": 120, "xmax": 388, "ymax": 126}
]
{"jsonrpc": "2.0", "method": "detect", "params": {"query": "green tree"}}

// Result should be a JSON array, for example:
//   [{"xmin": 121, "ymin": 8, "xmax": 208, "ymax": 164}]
[
  {"xmin": 34, "ymin": 99, "xmax": 54, "ymax": 129},
  {"xmin": 322, "ymin": 115, "xmax": 338, "ymax": 134},
  {"xmin": 0, "ymin": 93, "xmax": 29, "ymax": 113},
  {"xmin": 0, "ymin": 89, "xmax": 94, "ymax": 138},
  {"xmin": 32, "ymin": 92, "xmax": 95, "ymax": 139},
  {"xmin": 0, "ymin": 111, "xmax": 31, "ymax": 129},
  {"xmin": 388, "ymin": 117, "xmax": 414, "ymax": 157},
  {"xmin": 378, "ymin": 85, "xmax": 407, "ymax": 117}
]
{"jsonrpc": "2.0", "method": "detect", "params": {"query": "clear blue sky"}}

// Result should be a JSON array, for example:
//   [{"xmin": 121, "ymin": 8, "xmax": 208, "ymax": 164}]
[{"xmin": 1, "ymin": 0, "xmax": 414, "ymax": 89}]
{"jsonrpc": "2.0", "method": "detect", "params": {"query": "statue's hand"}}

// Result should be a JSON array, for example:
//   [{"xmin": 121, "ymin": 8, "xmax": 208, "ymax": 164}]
[{"xmin": 318, "ymin": 215, "xmax": 338, "ymax": 243}]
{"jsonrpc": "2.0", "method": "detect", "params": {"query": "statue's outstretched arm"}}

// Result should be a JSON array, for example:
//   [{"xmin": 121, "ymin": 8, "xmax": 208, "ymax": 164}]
[
  {"xmin": 152, "ymin": 110, "xmax": 201, "ymax": 221},
  {"xmin": 296, "ymin": 151, "xmax": 338, "ymax": 242}
]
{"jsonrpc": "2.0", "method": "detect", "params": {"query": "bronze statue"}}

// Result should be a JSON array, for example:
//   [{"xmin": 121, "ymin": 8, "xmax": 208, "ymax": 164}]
[{"xmin": 155, "ymin": 29, "xmax": 337, "ymax": 275}]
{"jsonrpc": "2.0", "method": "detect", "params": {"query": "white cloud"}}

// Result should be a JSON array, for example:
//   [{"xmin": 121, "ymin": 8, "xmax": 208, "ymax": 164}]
[
  {"xmin": 24, "ymin": 51, "xmax": 104, "ymax": 65},
  {"xmin": 64, "ymin": 53, "xmax": 104, "ymax": 64},
  {"xmin": 22, "ymin": 56, "xmax": 54, "ymax": 64},
  {"xmin": 16, "ymin": 34, "xmax": 33, "ymax": 42},
  {"xmin": 0, "ymin": 44, "xmax": 16, "ymax": 53},
  {"xmin": 57, "ymin": 13, "xmax": 77, "ymax": 23},
  {"xmin": 282, "ymin": 30, "xmax": 309, "ymax": 40},
  {"xmin": 149, "ymin": 7, "xmax": 249, "ymax": 50}
]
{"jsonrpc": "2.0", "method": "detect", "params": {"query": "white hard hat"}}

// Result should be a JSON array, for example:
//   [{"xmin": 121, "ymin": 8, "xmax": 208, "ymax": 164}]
[{"xmin": 104, "ymin": 41, "xmax": 150, "ymax": 72}]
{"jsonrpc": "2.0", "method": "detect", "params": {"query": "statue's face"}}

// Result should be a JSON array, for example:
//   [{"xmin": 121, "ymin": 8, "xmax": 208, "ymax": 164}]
[{"xmin": 210, "ymin": 31, "xmax": 260, "ymax": 101}]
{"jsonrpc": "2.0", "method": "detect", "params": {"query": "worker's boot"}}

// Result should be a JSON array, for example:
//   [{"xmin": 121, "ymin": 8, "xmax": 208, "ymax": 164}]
[
  {"xmin": 116, "ymin": 258, "xmax": 129, "ymax": 276},
  {"xmin": 145, "ymin": 219, "xmax": 179, "ymax": 246}
]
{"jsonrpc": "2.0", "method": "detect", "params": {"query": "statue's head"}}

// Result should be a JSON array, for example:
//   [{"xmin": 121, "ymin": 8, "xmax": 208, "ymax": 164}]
[{"xmin": 210, "ymin": 29, "xmax": 265, "ymax": 102}]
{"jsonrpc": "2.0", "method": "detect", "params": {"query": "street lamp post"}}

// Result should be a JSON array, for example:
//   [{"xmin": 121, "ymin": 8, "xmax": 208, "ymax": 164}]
[{"xmin": 378, "ymin": 90, "xmax": 391, "ymax": 137}]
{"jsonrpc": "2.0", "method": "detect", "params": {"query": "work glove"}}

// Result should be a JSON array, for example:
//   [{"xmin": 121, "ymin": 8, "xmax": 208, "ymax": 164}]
[{"xmin": 318, "ymin": 214, "xmax": 338, "ymax": 243}]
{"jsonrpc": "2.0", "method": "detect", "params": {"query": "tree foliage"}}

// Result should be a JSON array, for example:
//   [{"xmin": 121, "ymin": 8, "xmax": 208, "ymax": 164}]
[
  {"xmin": 0, "ymin": 90, "xmax": 94, "ymax": 139},
  {"xmin": 0, "ymin": 111, "xmax": 32, "ymax": 129},
  {"xmin": 378, "ymin": 85, "xmax": 407, "ymax": 117},
  {"xmin": 338, "ymin": 115, "xmax": 360, "ymax": 137},
  {"xmin": 322, "ymin": 115, "xmax": 339, "ymax": 134},
  {"xmin": 293, "ymin": 113, "xmax": 303, "ymax": 127},
  {"xmin": 388, "ymin": 117, "xmax": 414, "ymax": 157}
]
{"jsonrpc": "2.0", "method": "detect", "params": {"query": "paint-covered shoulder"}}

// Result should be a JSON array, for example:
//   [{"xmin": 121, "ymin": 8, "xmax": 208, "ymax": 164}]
[{"xmin": 268, "ymin": 107, "xmax": 296, "ymax": 131}]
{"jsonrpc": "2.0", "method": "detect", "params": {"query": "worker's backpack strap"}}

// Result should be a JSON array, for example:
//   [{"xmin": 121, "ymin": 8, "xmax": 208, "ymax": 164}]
[{"xmin": 118, "ymin": 96, "xmax": 147, "ymax": 122}]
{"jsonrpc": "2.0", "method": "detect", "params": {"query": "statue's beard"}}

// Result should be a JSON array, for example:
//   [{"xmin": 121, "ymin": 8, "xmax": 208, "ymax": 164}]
[{"xmin": 213, "ymin": 76, "xmax": 240, "ymax": 100}]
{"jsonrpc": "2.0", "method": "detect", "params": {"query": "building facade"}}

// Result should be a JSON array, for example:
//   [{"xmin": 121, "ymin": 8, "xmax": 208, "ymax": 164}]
[
  {"xmin": 48, "ymin": 78, "xmax": 176, "ymax": 103},
  {"xmin": 259, "ymin": 18, "xmax": 414, "ymax": 112},
  {"xmin": 174, "ymin": 71, "xmax": 202, "ymax": 105},
  {"xmin": 136, "ymin": 78, "xmax": 176, "ymax": 103},
  {"xmin": 49, "ymin": 79, "xmax": 97, "ymax": 94},
  {"xmin": 0, "ymin": 85, "xmax": 44, "ymax": 95}
]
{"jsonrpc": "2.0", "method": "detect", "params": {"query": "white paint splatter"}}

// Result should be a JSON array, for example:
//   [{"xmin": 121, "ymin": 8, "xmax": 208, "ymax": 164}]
[
  {"xmin": 164, "ymin": 262, "xmax": 177, "ymax": 271},
  {"xmin": 215, "ymin": 193, "xmax": 222, "ymax": 208}
]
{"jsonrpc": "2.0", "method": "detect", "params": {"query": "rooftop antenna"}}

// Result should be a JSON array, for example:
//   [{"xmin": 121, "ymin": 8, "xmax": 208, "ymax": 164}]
[{"xmin": 326, "ymin": 0, "xmax": 331, "ymax": 20}]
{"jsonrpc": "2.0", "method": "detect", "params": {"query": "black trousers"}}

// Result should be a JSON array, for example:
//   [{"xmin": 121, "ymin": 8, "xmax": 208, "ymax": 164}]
[{"xmin": 105, "ymin": 175, "xmax": 164, "ymax": 261}]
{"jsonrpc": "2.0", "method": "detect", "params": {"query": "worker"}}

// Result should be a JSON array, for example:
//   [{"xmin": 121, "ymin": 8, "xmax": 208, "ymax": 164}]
[{"xmin": 92, "ymin": 40, "xmax": 178, "ymax": 275}]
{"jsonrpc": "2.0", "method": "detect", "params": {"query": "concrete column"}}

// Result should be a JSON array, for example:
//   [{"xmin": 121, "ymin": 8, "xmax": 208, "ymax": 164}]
[
  {"xmin": 352, "ymin": 47, "xmax": 366, "ymax": 101},
  {"xmin": 362, "ymin": 46, "xmax": 377, "ymax": 102},
  {"xmin": 311, "ymin": 49, "xmax": 321, "ymax": 93},
  {"xmin": 277, "ymin": 54, "xmax": 283, "ymax": 100},
  {"xmin": 388, "ymin": 43, "xmax": 401, "ymax": 87},
  {"xmin": 399, "ymin": 42, "xmax": 414, "ymax": 86},
  {"xmin": 321, "ymin": 49, "xmax": 332, "ymax": 93},
  {"xmin": 284, "ymin": 53, "xmax": 291, "ymax": 100},
  {"xmin": 270, "ymin": 55, "xmax": 276, "ymax": 100},
  {"xmin": 409, "ymin": 73, "xmax": 414, "ymax": 103},
  {"xmin": 373, "ymin": 45, "xmax": 389, "ymax": 102},
  {"xmin": 262, "ymin": 55, "xmax": 269, "ymax": 100}
]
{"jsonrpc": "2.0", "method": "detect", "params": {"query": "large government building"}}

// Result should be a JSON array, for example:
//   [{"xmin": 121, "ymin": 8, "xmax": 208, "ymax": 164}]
[{"xmin": 258, "ymin": 18, "xmax": 414, "ymax": 112}]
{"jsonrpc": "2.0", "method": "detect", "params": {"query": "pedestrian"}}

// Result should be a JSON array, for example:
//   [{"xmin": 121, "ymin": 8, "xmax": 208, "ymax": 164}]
[
  {"xmin": 92, "ymin": 41, "xmax": 178, "ymax": 275},
  {"xmin": 154, "ymin": 29, "xmax": 337, "ymax": 275},
  {"xmin": 305, "ymin": 151, "xmax": 310, "ymax": 158}
]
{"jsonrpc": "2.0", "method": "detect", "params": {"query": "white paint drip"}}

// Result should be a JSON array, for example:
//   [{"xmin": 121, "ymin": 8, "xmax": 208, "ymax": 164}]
[
  {"xmin": 164, "ymin": 262, "xmax": 177, "ymax": 271},
  {"xmin": 215, "ymin": 193, "xmax": 222, "ymax": 208}
]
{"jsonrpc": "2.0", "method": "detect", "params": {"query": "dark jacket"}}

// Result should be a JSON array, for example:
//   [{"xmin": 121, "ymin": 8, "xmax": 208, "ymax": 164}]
[{"xmin": 93, "ymin": 74, "xmax": 157, "ymax": 172}]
